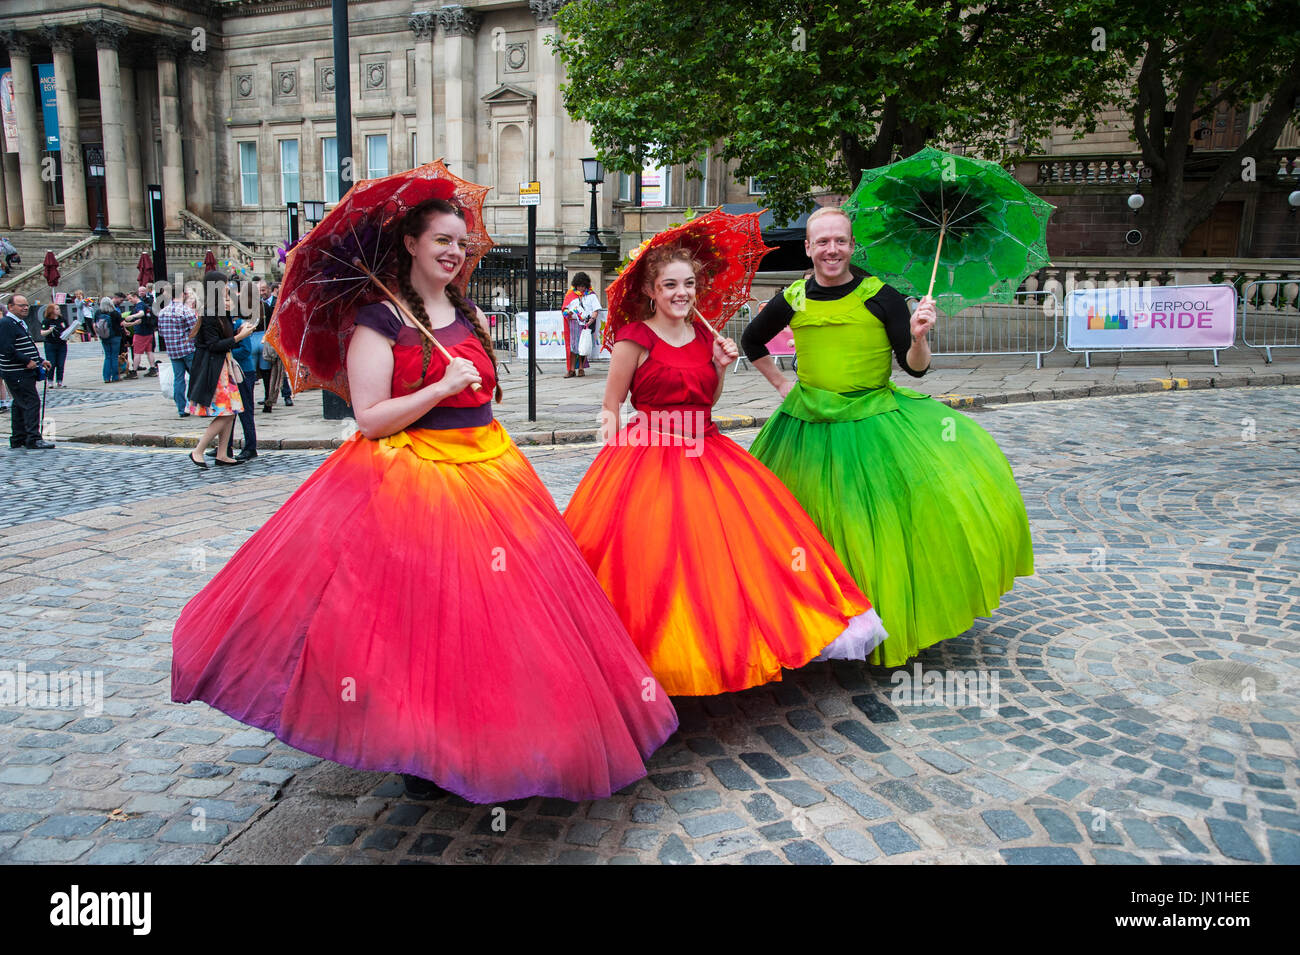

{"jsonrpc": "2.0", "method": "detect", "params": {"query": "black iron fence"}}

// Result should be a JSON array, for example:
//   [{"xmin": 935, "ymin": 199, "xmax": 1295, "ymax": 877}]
[{"xmin": 467, "ymin": 255, "xmax": 569, "ymax": 316}]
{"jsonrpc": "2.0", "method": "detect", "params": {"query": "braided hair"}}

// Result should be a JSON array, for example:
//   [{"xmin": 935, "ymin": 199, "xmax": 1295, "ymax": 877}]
[{"xmin": 394, "ymin": 197, "xmax": 503, "ymax": 403}]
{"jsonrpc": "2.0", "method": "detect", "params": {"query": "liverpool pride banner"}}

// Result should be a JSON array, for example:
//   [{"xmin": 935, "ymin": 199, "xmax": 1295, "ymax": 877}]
[{"xmin": 1066, "ymin": 284, "xmax": 1236, "ymax": 350}]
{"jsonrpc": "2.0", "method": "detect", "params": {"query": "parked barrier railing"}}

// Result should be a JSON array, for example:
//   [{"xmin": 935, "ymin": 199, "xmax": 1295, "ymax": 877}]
[
  {"xmin": 1240, "ymin": 278, "xmax": 1300, "ymax": 363},
  {"xmin": 928, "ymin": 291, "xmax": 1061, "ymax": 369}
]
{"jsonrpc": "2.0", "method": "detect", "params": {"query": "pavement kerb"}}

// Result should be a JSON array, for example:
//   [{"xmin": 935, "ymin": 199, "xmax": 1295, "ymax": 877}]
[{"xmin": 65, "ymin": 373, "xmax": 1300, "ymax": 450}]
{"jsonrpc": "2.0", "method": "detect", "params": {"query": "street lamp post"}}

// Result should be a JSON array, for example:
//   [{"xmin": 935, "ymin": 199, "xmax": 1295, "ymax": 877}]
[
  {"xmin": 303, "ymin": 199, "xmax": 325, "ymax": 229},
  {"xmin": 580, "ymin": 157, "xmax": 606, "ymax": 250},
  {"xmin": 87, "ymin": 146, "xmax": 109, "ymax": 236},
  {"xmin": 286, "ymin": 202, "xmax": 300, "ymax": 245}
]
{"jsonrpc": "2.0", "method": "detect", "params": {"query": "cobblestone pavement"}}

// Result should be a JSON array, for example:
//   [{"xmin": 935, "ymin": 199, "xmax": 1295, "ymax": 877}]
[
  {"xmin": 24, "ymin": 338, "xmax": 1300, "ymax": 448},
  {"xmin": 0, "ymin": 387, "xmax": 1296, "ymax": 865}
]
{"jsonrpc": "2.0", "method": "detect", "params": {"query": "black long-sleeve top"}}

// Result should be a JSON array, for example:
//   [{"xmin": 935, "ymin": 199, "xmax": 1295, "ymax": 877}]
[{"xmin": 740, "ymin": 274, "xmax": 927, "ymax": 378}]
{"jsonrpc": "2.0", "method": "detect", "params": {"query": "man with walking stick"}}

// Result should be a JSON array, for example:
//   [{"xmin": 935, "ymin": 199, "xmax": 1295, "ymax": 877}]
[{"xmin": 0, "ymin": 294, "xmax": 55, "ymax": 450}]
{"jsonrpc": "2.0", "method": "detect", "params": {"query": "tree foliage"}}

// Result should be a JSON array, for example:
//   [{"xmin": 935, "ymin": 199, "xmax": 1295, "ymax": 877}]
[
  {"xmin": 553, "ymin": 0, "xmax": 1124, "ymax": 222},
  {"xmin": 554, "ymin": 0, "xmax": 1300, "ymax": 253},
  {"xmin": 1089, "ymin": 0, "xmax": 1300, "ymax": 254}
]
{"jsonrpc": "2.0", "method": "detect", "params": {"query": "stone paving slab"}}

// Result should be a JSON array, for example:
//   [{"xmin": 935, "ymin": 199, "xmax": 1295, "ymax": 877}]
[{"xmin": 0, "ymin": 385, "xmax": 1296, "ymax": 864}]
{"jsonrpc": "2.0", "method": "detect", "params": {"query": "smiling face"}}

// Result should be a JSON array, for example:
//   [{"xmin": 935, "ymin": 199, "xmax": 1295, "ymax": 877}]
[
  {"xmin": 405, "ymin": 211, "xmax": 469, "ymax": 285},
  {"xmin": 644, "ymin": 260, "xmax": 697, "ymax": 322},
  {"xmin": 805, "ymin": 211, "xmax": 854, "ymax": 285}
]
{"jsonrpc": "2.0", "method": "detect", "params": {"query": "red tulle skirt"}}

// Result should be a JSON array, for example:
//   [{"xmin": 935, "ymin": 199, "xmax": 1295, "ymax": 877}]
[
  {"xmin": 564, "ymin": 414, "xmax": 886, "ymax": 696},
  {"xmin": 171, "ymin": 422, "xmax": 679, "ymax": 803}
]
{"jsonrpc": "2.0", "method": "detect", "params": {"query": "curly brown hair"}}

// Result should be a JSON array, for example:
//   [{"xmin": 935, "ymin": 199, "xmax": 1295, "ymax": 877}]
[
  {"xmin": 638, "ymin": 244, "xmax": 705, "ymax": 323},
  {"xmin": 394, "ymin": 197, "xmax": 502, "ymax": 402}
]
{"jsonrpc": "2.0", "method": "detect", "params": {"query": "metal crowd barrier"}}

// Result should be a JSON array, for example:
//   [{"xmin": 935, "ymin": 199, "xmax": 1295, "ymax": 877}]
[
  {"xmin": 929, "ymin": 290, "xmax": 1061, "ymax": 369},
  {"xmin": 484, "ymin": 311, "xmax": 514, "ymax": 373},
  {"xmin": 1240, "ymin": 279, "xmax": 1300, "ymax": 363}
]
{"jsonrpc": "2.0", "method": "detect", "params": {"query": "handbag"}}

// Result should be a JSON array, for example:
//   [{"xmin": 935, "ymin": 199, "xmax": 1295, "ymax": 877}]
[
  {"xmin": 577, "ymin": 327, "xmax": 593, "ymax": 358},
  {"xmin": 225, "ymin": 353, "xmax": 244, "ymax": 385}
]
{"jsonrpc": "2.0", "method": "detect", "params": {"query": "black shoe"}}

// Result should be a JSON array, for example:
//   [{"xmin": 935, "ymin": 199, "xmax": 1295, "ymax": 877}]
[
  {"xmin": 26, "ymin": 440, "xmax": 55, "ymax": 450},
  {"xmin": 284, "ymin": 397, "xmax": 293, "ymax": 406},
  {"xmin": 178, "ymin": 411, "xmax": 190, "ymax": 418},
  {"xmin": 204, "ymin": 446, "xmax": 217, "ymax": 457},
  {"xmin": 235, "ymin": 448, "xmax": 258, "ymax": 461},
  {"xmin": 188, "ymin": 451, "xmax": 208, "ymax": 469},
  {"xmin": 261, "ymin": 403, "xmax": 272, "ymax": 413},
  {"xmin": 214, "ymin": 456, "xmax": 244, "ymax": 466},
  {"xmin": 401, "ymin": 774, "xmax": 447, "ymax": 800}
]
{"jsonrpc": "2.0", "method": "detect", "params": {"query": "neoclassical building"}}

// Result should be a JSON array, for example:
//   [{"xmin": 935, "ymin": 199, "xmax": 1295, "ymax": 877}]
[
  {"xmin": 0, "ymin": 0, "xmax": 1295, "ymax": 299},
  {"xmin": 0, "ymin": 0, "xmax": 771, "ymax": 289}
]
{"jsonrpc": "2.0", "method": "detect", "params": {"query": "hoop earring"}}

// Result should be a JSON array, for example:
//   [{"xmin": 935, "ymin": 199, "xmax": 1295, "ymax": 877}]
[{"xmin": 649, "ymin": 299, "xmax": 657, "ymax": 315}]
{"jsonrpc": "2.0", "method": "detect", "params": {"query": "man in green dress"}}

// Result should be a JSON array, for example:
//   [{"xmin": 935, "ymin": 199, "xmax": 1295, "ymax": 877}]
[{"xmin": 741, "ymin": 207, "xmax": 1034, "ymax": 667}]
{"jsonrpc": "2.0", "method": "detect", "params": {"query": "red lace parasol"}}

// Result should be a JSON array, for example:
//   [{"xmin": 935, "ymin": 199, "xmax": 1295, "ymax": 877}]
[
  {"xmin": 264, "ymin": 159, "xmax": 492, "ymax": 402},
  {"xmin": 603, "ymin": 207, "xmax": 773, "ymax": 350}
]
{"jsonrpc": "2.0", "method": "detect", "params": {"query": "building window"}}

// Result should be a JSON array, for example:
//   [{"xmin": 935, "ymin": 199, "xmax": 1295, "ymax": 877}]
[
  {"xmin": 366, "ymin": 134, "xmax": 388, "ymax": 180},
  {"xmin": 411, "ymin": 131, "xmax": 418, "ymax": 167},
  {"xmin": 747, "ymin": 176, "xmax": 768, "ymax": 196},
  {"xmin": 239, "ymin": 142, "xmax": 258, "ymax": 206},
  {"xmin": 322, "ymin": 137, "xmax": 339, "ymax": 203},
  {"xmin": 618, "ymin": 172, "xmax": 635, "ymax": 202},
  {"xmin": 696, "ymin": 153, "xmax": 709, "ymax": 206},
  {"xmin": 279, "ymin": 140, "xmax": 300, "ymax": 204}
]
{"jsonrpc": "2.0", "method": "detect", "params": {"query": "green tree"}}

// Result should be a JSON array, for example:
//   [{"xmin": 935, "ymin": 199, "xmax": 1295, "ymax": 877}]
[
  {"xmin": 553, "ymin": 0, "xmax": 1123, "ymax": 222},
  {"xmin": 1091, "ymin": 1, "xmax": 1300, "ymax": 255}
]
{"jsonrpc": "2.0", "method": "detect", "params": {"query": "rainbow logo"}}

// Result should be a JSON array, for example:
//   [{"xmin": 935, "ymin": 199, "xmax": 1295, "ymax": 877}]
[{"xmin": 1085, "ymin": 307, "xmax": 1128, "ymax": 330}]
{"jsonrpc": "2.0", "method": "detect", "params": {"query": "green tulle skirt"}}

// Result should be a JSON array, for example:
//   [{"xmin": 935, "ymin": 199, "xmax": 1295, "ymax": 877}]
[{"xmin": 750, "ymin": 381, "xmax": 1034, "ymax": 667}]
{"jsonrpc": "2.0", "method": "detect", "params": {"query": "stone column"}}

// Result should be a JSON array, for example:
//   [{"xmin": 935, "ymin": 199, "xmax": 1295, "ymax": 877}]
[
  {"xmin": 86, "ymin": 21, "xmax": 130, "ymax": 231},
  {"xmin": 438, "ymin": 5, "xmax": 480, "ymax": 182},
  {"xmin": 531, "ymin": 1, "xmax": 567, "ymax": 243},
  {"xmin": 184, "ymin": 49, "xmax": 213, "ymax": 220},
  {"xmin": 118, "ymin": 65, "xmax": 146, "ymax": 231},
  {"xmin": 155, "ymin": 39, "xmax": 186, "ymax": 230},
  {"xmin": 409, "ymin": 11, "xmax": 435, "ymax": 166},
  {"xmin": 41, "ymin": 27, "xmax": 88, "ymax": 230},
  {"xmin": 0, "ymin": 31, "xmax": 46, "ymax": 228},
  {"xmin": 1, "ymin": 149, "xmax": 20, "ymax": 228}
]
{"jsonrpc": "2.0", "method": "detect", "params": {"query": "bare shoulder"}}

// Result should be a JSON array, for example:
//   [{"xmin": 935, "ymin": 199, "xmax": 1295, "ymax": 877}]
[{"xmin": 472, "ymin": 305, "xmax": 491, "ymax": 336}]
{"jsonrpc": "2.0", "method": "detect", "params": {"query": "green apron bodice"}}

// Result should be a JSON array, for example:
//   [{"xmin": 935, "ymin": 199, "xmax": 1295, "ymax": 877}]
[{"xmin": 779, "ymin": 277, "xmax": 927, "ymax": 423}]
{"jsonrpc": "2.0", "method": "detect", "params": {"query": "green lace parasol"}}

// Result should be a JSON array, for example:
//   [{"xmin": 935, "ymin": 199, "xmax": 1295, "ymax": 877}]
[{"xmin": 843, "ymin": 146, "xmax": 1054, "ymax": 313}]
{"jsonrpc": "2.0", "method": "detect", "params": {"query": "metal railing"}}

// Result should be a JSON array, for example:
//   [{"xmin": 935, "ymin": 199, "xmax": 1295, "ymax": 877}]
[
  {"xmin": 1241, "ymin": 278, "xmax": 1300, "ymax": 362},
  {"xmin": 927, "ymin": 291, "xmax": 1061, "ymax": 369},
  {"xmin": 484, "ymin": 310, "xmax": 514, "ymax": 373}
]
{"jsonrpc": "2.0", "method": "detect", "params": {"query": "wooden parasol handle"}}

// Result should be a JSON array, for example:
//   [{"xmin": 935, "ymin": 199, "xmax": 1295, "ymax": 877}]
[
  {"xmin": 691, "ymin": 306, "xmax": 729, "ymax": 344},
  {"xmin": 353, "ymin": 258, "xmax": 482, "ymax": 392},
  {"xmin": 925, "ymin": 212, "xmax": 949, "ymax": 301}
]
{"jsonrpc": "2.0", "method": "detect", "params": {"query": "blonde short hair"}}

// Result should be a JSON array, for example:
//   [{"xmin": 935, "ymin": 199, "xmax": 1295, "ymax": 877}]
[{"xmin": 805, "ymin": 206, "xmax": 852, "ymax": 233}]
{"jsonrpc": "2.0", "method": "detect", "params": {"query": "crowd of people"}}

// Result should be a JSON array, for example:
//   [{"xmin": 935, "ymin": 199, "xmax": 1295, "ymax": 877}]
[{"xmin": 1, "ymin": 277, "xmax": 291, "ymax": 455}]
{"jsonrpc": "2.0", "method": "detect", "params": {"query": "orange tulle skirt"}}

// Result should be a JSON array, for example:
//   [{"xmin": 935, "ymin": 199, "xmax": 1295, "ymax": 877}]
[
  {"xmin": 172, "ymin": 422, "xmax": 678, "ymax": 803},
  {"xmin": 563, "ymin": 418, "xmax": 885, "ymax": 696}
]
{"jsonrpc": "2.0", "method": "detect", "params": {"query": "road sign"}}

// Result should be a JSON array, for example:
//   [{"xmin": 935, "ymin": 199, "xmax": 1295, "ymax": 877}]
[{"xmin": 519, "ymin": 181, "xmax": 541, "ymax": 206}]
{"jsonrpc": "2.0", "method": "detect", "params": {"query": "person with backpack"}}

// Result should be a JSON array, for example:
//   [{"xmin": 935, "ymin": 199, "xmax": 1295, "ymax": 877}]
[{"xmin": 94, "ymin": 296, "xmax": 124, "ymax": 382}]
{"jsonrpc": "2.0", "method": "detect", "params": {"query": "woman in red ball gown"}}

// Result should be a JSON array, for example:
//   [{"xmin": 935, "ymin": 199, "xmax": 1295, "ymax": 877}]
[
  {"xmin": 564, "ymin": 244, "xmax": 887, "ymax": 697},
  {"xmin": 171, "ymin": 196, "xmax": 678, "ymax": 803}
]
